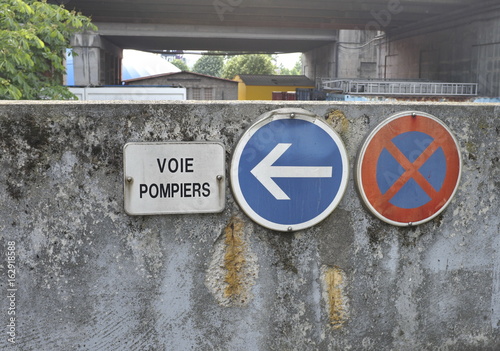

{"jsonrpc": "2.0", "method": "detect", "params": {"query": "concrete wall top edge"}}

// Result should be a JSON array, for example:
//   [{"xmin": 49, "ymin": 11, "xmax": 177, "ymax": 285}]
[{"xmin": 1, "ymin": 100, "xmax": 499, "ymax": 107}]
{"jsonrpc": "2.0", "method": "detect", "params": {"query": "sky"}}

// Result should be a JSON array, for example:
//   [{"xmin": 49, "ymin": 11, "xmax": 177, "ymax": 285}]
[
  {"xmin": 182, "ymin": 52, "xmax": 302, "ymax": 70},
  {"xmin": 275, "ymin": 52, "xmax": 303, "ymax": 69},
  {"xmin": 88, "ymin": 50, "xmax": 304, "ymax": 83}
]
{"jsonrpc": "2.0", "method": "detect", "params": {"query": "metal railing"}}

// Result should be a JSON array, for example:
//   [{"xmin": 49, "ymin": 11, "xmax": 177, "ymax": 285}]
[{"xmin": 321, "ymin": 79, "xmax": 478, "ymax": 96}]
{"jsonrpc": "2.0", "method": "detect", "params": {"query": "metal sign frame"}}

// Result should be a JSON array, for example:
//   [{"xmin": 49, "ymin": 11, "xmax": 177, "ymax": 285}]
[{"xmin": 123, "ymin": 142, "xmax": 225, "ymax": 215}]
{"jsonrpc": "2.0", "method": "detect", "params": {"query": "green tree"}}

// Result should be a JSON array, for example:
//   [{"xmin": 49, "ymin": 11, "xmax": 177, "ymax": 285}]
[
  {"xmin": 192, "ymin": 54, "xmax": 224, "ymax": 77},
  {"xmin": 0, "ymin": 0, "xmax": 95, "ymax": 100},
  {"xmin": 222, "ymin": 54, "xmax": 276, "ymax": 79},
  {"xmin": 170, "ymin": 58, "xmax": 189, "ymax": 71}
]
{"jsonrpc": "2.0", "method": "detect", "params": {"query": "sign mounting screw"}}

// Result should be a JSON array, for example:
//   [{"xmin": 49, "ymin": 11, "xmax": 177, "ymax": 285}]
[
  {"xmin": 217, "ymin": 175, "xmax": 223, "ymax": 181},
  {"xmin": 290, "ymin": 113, "xmax": 295, "ymax": 118},
  {"xmin": 126, "ymin": 176, "xmax": 133, "ymax": 183}
]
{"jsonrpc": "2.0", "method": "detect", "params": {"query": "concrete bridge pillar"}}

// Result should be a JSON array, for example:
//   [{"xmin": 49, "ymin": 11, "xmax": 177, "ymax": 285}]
[
  {"xmin": 70, "ymin": 31, "xmax": 123, "ymax": 86},
  {"xmin": 303, "ymin": 42, "xmax": 337, "ymax": 83},
  {"xmin": 302, "ymin": 30, "xmax": 382, "ymax": 83}
]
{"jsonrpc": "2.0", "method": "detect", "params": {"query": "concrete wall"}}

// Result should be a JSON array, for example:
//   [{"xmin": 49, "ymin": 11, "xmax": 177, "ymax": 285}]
[
  {"xmin": 68, "ymin": 87, "xmax": 187, "ymax": 101},
  {"xmin": 382, "ymin": 4, "xmax": 500, "ymax": 96},
  {"xmin": 0, "ymin": 101, "xmax": 499, "ymax": 350}
]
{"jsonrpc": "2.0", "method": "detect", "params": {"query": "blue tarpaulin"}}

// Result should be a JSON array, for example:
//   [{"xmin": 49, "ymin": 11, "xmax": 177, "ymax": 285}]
[{"xmin": 65, "ymin": 49, "xmax": 181, "ymax": 85}]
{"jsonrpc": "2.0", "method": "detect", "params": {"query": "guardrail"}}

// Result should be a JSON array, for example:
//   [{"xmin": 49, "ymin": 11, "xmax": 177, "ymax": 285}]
[{"xmin": 321, "ymin": 79, "xmax": 478, "ymax": 96}]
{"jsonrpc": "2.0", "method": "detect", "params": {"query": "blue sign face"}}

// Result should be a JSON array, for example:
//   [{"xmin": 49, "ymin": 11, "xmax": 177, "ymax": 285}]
[{"xmin": 231, "ymin": 111, "xmax": 349, "ymax": 232}]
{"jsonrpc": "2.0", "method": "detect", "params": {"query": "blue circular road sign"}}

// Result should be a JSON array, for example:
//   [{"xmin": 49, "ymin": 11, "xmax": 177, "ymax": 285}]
[{"xmin": 230, "ymin": 108, "xmax": 349, "ymax": 232}]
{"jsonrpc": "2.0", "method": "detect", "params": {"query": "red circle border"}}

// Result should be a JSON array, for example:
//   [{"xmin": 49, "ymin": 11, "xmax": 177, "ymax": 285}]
[{"xmin": 358, "ymin": 112, "xmax": 461, "ymax": 226}]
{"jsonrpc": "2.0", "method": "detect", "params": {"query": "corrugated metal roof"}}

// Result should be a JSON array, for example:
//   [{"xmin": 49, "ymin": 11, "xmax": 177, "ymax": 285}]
[
  {"xmin": 123, "ymin": 71, "xmax": 238, "ymax": 84},
  {"xmin": 237, "ymin": 75, "xmax": 315, "ymax": 87}
]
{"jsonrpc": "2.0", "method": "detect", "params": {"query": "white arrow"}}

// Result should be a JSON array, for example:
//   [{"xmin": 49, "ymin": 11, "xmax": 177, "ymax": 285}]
[{"xmin": 250, "ymin": 143, "xmax": 333, "ymax": 200}]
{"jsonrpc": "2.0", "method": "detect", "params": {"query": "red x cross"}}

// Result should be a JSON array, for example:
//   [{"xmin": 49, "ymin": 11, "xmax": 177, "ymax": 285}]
[{"xmin": 357, "ymin": 113, "xmax": 461, "ymax": 226}]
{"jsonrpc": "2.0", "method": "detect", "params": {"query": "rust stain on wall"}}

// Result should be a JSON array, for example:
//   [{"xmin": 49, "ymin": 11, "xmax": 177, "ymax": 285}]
[
  {"xmin": 223, "ymin": 216, "xmax": 246, "ymax": 299},
  {"xmin": 322, "ymin": 265, "xmax": 348, "ymax": 329},
  {"xmin": 325, "ymin": 110, "xmax": 349, "ymax": 134},
  {"xmin": 205, "ymin": 216, "xmax": 258, "ymax": 307}
]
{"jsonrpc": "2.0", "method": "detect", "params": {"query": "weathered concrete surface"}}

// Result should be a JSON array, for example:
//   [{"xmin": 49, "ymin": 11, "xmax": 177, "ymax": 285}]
[{"xmin": 0, "ymin": 101, "xmax": 499, "ymax": 350}]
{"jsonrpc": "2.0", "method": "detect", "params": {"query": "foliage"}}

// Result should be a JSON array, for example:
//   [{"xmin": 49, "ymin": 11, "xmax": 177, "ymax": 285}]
[
  {"xmin": 192, "ymin": 54, "xmax": 224, "ymax": 77},
  {"xmin": 0, "ymin": 0, "xmax": 95, "ymax": 100},
  {"xmin": 170, "ymin": 58, "xmax": 189, "ymax": 72},
  {"xmin": 221, "ymin": 54, "xmax": 276, "ymax": 79}
]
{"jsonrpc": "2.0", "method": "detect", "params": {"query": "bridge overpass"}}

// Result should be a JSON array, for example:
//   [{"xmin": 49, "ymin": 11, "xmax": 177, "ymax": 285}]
[{"xmin": 57, "ymin": 0, "xmax": 500, "ymax": 96}]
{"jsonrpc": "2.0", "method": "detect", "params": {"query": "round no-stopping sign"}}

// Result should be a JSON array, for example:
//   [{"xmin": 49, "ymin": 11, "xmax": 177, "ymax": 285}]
[
  {"xmin": 231, "ymin": 108, "xmax": 349, "ymax": 232},
  {"xmin": 356, "ymin": 111, "xmax": 461, "ymax": 226}
]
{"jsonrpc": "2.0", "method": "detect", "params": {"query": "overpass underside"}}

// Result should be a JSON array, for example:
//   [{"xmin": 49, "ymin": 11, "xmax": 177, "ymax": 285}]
[
  {"xmin": 95, "ymin": 23, "xmax": 337, "ymax": 53},
  {"xmin": 61, "ymin": 0, "xmax": 500, "ymax": 97}
]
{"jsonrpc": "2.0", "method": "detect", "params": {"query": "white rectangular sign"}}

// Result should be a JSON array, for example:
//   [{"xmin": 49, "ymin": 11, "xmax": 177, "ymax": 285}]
[{"xmin": 123, "ymin": 142, "xmax": 225, "ymax": 215}]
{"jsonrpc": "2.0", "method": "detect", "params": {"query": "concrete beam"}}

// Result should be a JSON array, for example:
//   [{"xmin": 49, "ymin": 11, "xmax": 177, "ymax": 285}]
[
  {"xmin": 96, "ymin": 22, "xmax": 338, "ymax": 52},
  {"xmin": 62, "ymin": 0, "xmax": 489, "ymax": 30}
]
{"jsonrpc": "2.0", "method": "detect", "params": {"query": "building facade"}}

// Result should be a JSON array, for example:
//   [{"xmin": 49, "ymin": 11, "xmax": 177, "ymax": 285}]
[
  {"xmin": 235, "ymin": 75, "xmax": 315, "ymax": 100},
  {"xmin": 124, "ymin": 71, "xmax": 238, "ymax": 100}
]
